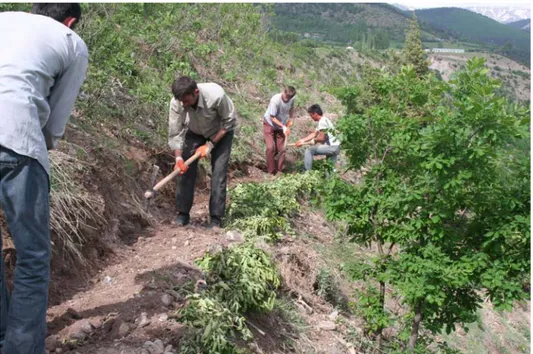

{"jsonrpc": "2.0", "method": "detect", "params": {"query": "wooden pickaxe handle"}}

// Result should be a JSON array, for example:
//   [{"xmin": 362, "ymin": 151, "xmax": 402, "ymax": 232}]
[
  {"xmin": 286, "ymin": 141, "xmax": 315, "ymax": 147},
  {"xmin": 274, "ymin": 140, "xmax": 315, "ymax": 159},
  {"xmin": 144, "ymin": 151, "xmax": 202, "ymax": 199}
]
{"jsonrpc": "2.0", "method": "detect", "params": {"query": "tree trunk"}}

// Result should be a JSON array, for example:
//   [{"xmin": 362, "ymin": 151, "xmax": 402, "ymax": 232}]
[
  {"xmin": 408, "ymin": 301, "xmax": 423, "ymax": 352},
  {"xmin": 375, "ymin": 279, "xmax": 386, "ymax": 349}
]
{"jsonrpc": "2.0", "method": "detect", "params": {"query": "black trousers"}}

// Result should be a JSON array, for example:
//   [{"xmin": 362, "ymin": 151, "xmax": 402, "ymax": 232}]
[{"xmin": 175, "ymin": 130, "xmax": 234, "ymax": 218}]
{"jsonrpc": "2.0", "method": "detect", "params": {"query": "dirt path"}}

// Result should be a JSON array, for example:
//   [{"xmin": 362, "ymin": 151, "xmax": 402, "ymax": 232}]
[{"xmin": 45, "ymin": 194, "xmax": 228, "ymax": 353}]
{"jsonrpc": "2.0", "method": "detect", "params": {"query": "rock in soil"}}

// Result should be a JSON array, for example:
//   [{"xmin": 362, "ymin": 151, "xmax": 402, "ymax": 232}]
[
  {"xmin": 110, "ymin": 318, "xmax": 131, "ymax": 339},
  {"xmin": 137, "ymin": 311, "xmax": 151, "ymax": 328},
  {"xmin": 161, "ymin": 293, "xmax": 173, "ymax": 307},
  {"xmin": 317, "ymin": 321, "xmax": 337, "ymax": 331},
  {"xmin": 143, "ymin": 339, "xmax": 165, "ymax": 354}
]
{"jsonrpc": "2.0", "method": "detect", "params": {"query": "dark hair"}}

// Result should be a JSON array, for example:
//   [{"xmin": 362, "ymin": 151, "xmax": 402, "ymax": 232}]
[
  {"xmin": 307, "ymin": 104, "xmax": 323, "ymax": 116},
  {"xmin": 31, "ymin": 3, "xmax": 82, "ymax": 23},
  {"xmin": 172, "ymin": 76, "xmax": 198, "ymax": 100},
  {"xmin": 284, "ymin": 86, "xmax": 296, "ymax": 99}
]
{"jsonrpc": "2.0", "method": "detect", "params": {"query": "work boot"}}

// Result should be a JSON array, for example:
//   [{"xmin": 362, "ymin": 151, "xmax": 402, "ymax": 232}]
[
  {"xmin": 175, "ymin": 212, "xmax": 190, "ymax": 226},
  {"xmin": 207, "ymin": 216, "xmax": 222, "ymax": 229}
]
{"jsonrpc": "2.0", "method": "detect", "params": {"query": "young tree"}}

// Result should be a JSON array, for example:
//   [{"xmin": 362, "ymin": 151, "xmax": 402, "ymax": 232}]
[
  {"xmin": 403, "ymin": 13, "xmax": 430, "ymax": 77},
  {"xmin": 326, "ymin": 58, "xmax": 530, "ymax": 351}
]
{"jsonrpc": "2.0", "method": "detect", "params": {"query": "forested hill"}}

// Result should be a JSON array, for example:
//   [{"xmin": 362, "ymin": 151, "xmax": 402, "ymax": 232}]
[
  {"xmin": 416, "ymin": 7, "xmax": 531, "ymax": 65},
  {"xmin": 506, "ymin": 18, "xmax": 531, "ymax": 31}
]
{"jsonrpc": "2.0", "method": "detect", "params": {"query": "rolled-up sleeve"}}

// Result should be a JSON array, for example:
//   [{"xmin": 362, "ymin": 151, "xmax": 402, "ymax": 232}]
[
  {"xmin": 217, "ymin": 94, "xmax": 236, "ymax": 131},
  {"xmin": 168, "ymin": 98, "xmax": 187, "ymax": 150},
  {"xmin": 43, "ymin": 52, "xmax": 88, "ymax": 149}
]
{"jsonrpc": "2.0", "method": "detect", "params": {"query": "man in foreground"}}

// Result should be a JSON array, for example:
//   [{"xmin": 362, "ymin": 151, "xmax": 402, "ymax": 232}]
[
  {"xmin": 263, "ymin": 86, "xmax": 296, "ymax": 175},
  {"xmin": 296, "ymin": 104, "xmax": 341, "ymax": 171},
  {"xmin": 0, "ymin": 4, "xmax": 88, "ymax": 352},
  {"xmin": 168, "ymin": 76, "xmax": 236, "ymax": 228}
]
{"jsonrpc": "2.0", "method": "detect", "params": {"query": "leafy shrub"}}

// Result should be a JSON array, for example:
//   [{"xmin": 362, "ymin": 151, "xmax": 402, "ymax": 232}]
[
  {"xmin": 227, "ymin": 172, "xmax": 322, "ymax": 241},
  {"xmin": 179, "ymin": 294, "xmax": 252, "ymax": 354},
  {"xmin": 196, "ymin": 243, "xmax": 281, "ymax": 313}
]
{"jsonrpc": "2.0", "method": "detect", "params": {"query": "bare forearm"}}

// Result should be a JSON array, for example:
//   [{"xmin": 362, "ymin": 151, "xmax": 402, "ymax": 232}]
[
  {"xmin": 174, "ymin": 149, "xmax": 183, "ymax": 158},
  {"xmin": 302, "ymin": 132, "xmax": 318, "ymax": 142},
  {"xmin": 211, "ymin": 128, "xmax": 227, "ymax": 144},
  {"xmin": 271, "ymin": 116, "xmax": 284, "ymax": 128}
]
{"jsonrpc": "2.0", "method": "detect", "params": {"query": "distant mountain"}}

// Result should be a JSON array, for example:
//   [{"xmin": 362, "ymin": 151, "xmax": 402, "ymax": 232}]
[
  {"xmin": 507, "ymin": 18, "xmax": 531, "ymax": 31},
  {"xmin": 391, "ymin": 3, "xmax": 413, "ymax": 12},
  {"xmin": 416, "ymin": 7, "xmax": 530, "ymax": 65},
  {"xmin": 464, "ymin": 6, "xmax": 530, "ymax": 24}
]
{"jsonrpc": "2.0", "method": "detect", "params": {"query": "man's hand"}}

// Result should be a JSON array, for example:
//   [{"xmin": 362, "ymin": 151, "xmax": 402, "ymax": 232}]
[
  {"xmin": 282, "ymin": 125, "xmax": 290, "ymax": 136},
  {"xmin": 286, "ymin": 120, "xmax": 294, "ymax": 128},
  {"xmin": 174, "ymin": 157, "xmax": 188, "ymax": 175},
  {"xmin": 197, "ymin": 141, "xmax": 215, "ymax": 158},
  {"xmin": 295, "ymin": 139, "xmax": 304, "ymax": 147}
]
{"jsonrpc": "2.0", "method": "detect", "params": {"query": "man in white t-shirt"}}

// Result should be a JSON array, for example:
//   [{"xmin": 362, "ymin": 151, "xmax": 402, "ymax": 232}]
[
  {"xmin": 263, "ymin": 86, "xmax": 296, "ymax": 175},
  {"xmin": 296, "ymin": 104, "xmax": 340, "ymax": 171}
]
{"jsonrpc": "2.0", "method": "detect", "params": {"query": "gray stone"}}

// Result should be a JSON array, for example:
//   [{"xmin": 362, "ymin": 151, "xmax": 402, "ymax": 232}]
[
  {"xmin": 164, "ymin": 345, "xmax": 173, "ymax": 352},
  {"xmin": 161, "ymin": 293, "xmax": 173, "ymax": 307},
  {"xmin": 143, "ymin": 340, "xmax": 164, "ymax": 354},
  {"xmin": 154, "ymin": 339, "xmax": 165, "ymax": 353},
  {"xmin": 158, "ymin": 313, "xmax": 169, "ymax": 322},
  {"xmin": 317, "ymin": 321, "xmax": 337, "ymax": 331},
  {"xmin": 225, "ymin": 230, "xmax": 244, "ymax": 243},
  {"xmin": 81, "ymin": 321, "xmax": 94, "ymax": 334},
  {"xmin": 69, "ymin": 330, "xmax": 87, "ymax": 341},
  {"xmin": 111, "ymin": 319, "xmax": 131, "ymax": 339},
  {"xmin": 103, "ymin": 276, "xmax": 113, "ymax": 284},
  {"xmin": 89, "ymin": 317, "xmax": 103, "ymax": 329},
  {"xmin": 137, "ymin": 312, "xmax": 151, "ymax": 328},
  {"xmin": 329, "ymin": 310, "xmax": 339, "ymax": 321}
]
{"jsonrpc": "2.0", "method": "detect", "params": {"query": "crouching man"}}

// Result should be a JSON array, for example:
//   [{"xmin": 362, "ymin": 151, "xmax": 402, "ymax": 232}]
[
  {"xmin": 168, "ymin": 76, "xmax": 236, "ymax": 228},
  {"xmin": 295, "ymin": 104, "xmax": 340, "ymax": 171}
]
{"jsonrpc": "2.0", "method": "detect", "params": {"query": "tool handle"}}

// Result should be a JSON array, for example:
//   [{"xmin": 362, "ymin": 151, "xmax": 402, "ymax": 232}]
[
  {"xmin": 286, "ymin": 141, "xmax": 315, "ymax": 147},
  {"xmin": 144, "ymin": 152, "xmax": 201, "ymax": 199}
]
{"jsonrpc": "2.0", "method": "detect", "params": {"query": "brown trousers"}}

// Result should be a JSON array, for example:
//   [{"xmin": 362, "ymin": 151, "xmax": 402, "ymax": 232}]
[{"xmin": 263, "ymin": 120, "xmax": 286, "ymax": 175}]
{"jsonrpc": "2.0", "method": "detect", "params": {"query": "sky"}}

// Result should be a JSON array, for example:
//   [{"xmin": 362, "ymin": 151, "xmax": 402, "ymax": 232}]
[{"xmin": 390, "ymin": 1, "xmax": 532, "ymax": 10}]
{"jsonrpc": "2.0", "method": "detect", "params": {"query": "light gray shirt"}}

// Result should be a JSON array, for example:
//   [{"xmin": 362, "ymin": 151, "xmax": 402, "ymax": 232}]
[
  {"xmin": 263, "ymin": 93, "xmax": 295, "ymax": 129},
  {"xmin": 0, "ymin": 12, "xmax": 88, "ymax": 175},
  {"xmin": 168, "ymin": 83, "xmax": 236, "ymax": 150}
]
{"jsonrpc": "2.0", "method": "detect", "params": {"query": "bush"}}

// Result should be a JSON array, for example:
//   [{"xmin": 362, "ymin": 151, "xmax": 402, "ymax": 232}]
[
  {"xmin": 179, "ymin": 294, "xmax": 252, "ymax": 354},
  {"xmin": 196, "ymin": 243, "xmax": 281, "ymax": 313}
]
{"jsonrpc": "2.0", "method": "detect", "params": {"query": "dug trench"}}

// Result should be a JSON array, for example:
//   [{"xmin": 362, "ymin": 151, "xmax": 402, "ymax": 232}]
[{"xmin": 1, "ymin": 123, "xmax": 360, "ymax": 354}]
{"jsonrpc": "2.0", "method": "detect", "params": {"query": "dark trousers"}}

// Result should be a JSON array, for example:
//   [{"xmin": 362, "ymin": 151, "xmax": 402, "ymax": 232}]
[
  {"xmin": 263, "ymin": 121, "xmax": 286, "ymax": 175},
  {"xmin": 176, "ymin": 131, "xmax": 234, "ymax": 219},
  {"xmin": 0, "ymin": 146, "xmax": 50, "ymax": 354}
]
